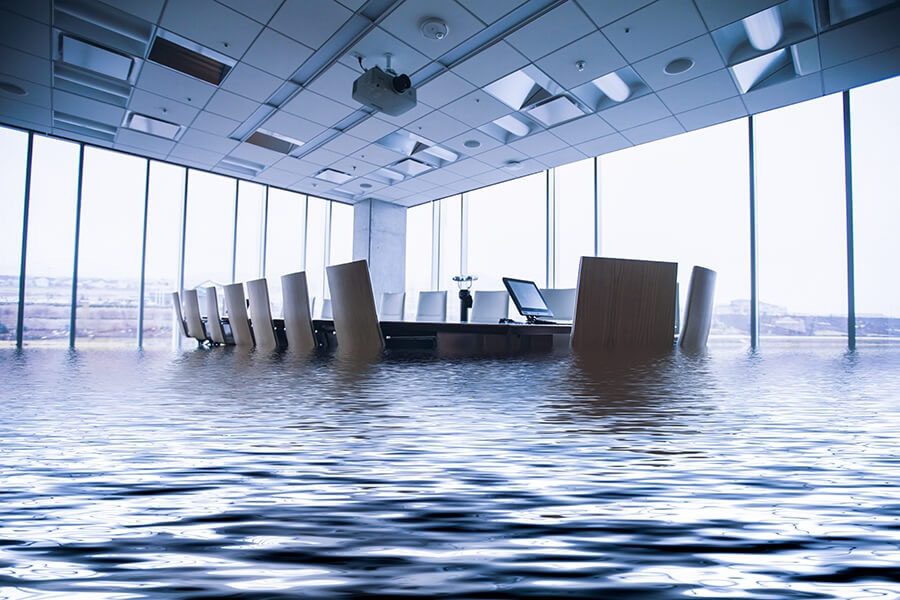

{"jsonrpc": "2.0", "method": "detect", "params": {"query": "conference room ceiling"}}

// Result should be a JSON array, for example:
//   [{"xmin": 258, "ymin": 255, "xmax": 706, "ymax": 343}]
[{"xmin": 0, "ymin": 0, "xmax": 897, "ymax": 207}]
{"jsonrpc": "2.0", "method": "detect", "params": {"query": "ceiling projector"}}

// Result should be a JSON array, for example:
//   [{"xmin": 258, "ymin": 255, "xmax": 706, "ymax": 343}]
[{"xmin": 352, "ymin": 65, "xmax": 417, "ymax": 116}]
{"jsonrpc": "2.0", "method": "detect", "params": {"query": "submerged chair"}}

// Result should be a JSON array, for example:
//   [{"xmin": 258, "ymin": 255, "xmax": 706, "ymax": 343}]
[
  {"xmin": 571, "ymin": 256, "xmax": 677, "ymax": 353},
  {"xmin": 247, "ymin": 278, "xmax": 278, "ymax": 351},
  {"xmin": 223, "ymin": 282, "xmax": 254, "ymax": 347},
  {"xmin": 281, "ymin": 271, "xmax": 317, "ymax": 354},
  {"xmin": 170, "ymin": 292, "xmax": 189, "ymax": 338},
  {"xmin": 321, "ymin": 298, "xmax": 333, "ymax": 319},
  {"xmin": 379, "ymin": 291, "xmax": 405, "ymax": 321},
  {"xmin": 678, "ymin": 266, "xmax": 717, "ymax": 354},
  {"xmin": 470, "ymin": 290, "xmax": 509, "ymax": 323},
  {"xmin": 541, "ymin": 288, "xmax": 576, "ymax": 321},
  {"xmin": 326, "ymin": 259, "xmax": 384, "ymax": 357},
  {"xmin": 416, "ymin": 290, "xmax": 447, "ymax": 322},
  {"xmin": 204, "ymin": 286, "xmax": 227, "ymax": 345},
  {"xmin": 182, "ymin": 289, "xmax": 208, "ymax": 344}
]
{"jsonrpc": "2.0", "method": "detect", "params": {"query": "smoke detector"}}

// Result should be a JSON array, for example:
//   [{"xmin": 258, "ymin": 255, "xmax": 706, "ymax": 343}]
[{"xmin": 420, "ymin": 18, "xmax": 449, "ymax": 40}]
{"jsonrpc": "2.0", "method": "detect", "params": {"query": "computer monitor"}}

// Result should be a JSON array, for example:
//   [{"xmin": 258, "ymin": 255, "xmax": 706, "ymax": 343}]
[{"xmin": 502, "ymin": 277, "xmax": 554, "ymax": 321}]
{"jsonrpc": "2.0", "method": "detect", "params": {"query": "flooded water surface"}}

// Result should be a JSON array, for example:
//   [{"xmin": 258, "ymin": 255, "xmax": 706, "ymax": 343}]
[{"xmin": 1, "ymin": 345, "xmax": 899, "ymax": 598}]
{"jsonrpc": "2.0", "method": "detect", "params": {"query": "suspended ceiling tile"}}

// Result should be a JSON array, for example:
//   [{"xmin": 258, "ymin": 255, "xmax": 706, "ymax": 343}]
[
  {"xmin": 456, "ymin": 0, "xmax": 527, "ymax": 24},
  {"xmin": 477, "ymin": 144, "xmax": 529, "ymax": 167},
  {"xmin": 300, "ymin": 145, "xmax": 345, "ymax": 166},
  {"xmin": 621, "ymin": 115, "xmax": 684, "ymax": 145},
  {"xmin": 179, "ymin": 128, "xmax": 239, "ymax": 153},
  {"xmin": 416, "ymin": 71, "xmax": 476, "ymax": 108},
  {"xmin": 329, "ymin": 155, "xmax": 379, "ymax": 177},
  {"xmin": 656, "ymin": 68, "xmax": 739, "ymax": 114},
  {"xmin": 0, "ymin": 9, "xmax": 50, "ymax": 58},
  {"xmin": 336, "ymin": 0, "xmax": 365, "ymax": 10},
  {"xmin": 574, "ymin": 0, "xmax": 656, "ymax": 28},
  {"xmin": 508, "ymin": 130, "xmax": 569, "ymax": 156},
  {"xmin": 205, "ymin": 89, "xmax": 259, "ymax": 121},
  {"xmin": 0, "ymin": 97, "xmax": 51, "ymax": 127},
  {"xmin": 390, "ymin": 177, "xmax": 437, "ymax": 194},
  {"xmin": 191, "ymin": 110, "xmax": 240, "ymax": 137},
  {"xmin": 535, "ymin": 145, "xmax": 588, "ymax": 168},
  {"xmin": 535, "ymin": 30, "xmax": 627, "ymax": 90},
  {"xmin": 53, "ymin": 89, "xmax": 125, "ymax": 125},
  {"xmin": 574, "ymin": 131, "xmax": 631, "ymax": 156},
  {"xmin": 97, "ymin": 0, "xmax": 165, "ymax": 22},
  {"xmin": 115, "ymin": 129, "xmax": 176, "ymax": 154},
  {"xmin": 160, "ymin": 0, "xmax": 263, "ymax": 60},
  {"xmin": 0, "ymin": 0, "xmax": 50, "ymax": 23},
  {"xmin": 742, "ymin": 72, "xmax": 823, "ymax": 114},
  {"xmin": 439, "ymin": 89, "xmax": 511, "ymax": 128},
  {"xmin": 416, "ymin": 167, "xmax": 464, "ymax": 186},
  {"xmin": 216, "ymin": 0, "xmax": 284, "ymax": 24},
  {"xmin": 442, "ymin": 128, "xmax": 503, "ymax": 156},
  {"xmin": 407, "ymin": 110, "xmax": 469, "ymax": 142},
  {"xmin": 320, "ymin": 132, "xmax": 368, "ymax": 155},
  {"xmin": 452, "ymin": 41, "xmax": 529, "ymax": 87},
  {"xmin": 506, "ymin": 2, "xmax": 597, "ymax": 61},
  {"xmin": 339, "ymin": 26, "xmax": 431, "ymax": 75},
  {"xmin": 305, "ymin": 62, "xmax": 361, "ymax": 108},
  {"xmin": 597, "ymin": 93, "xmax": 671, "ymax": 130},
  {"xmin": 228, "ymin": 140, "xmax": 284, "ymax": 165},
  {"xmin": 0, "ymin": 46, "xmax": 51, "ymax": 86},
  {"xmin": 269, "ymin": 0, "xmax": 353, "ymax": 49},
  {"xmin": 136, "ymin": 62, "xmax": 216, "ymax": 108},
  {"xmin": 674, "ymin": 96, "xmax": 747, "ymax": 131},
  {"xmin": 819, "ymin": 6, "xmax": 900, "ymax": 69},
  {"xmin": 115, "ymin": 143, "xmax": 168, "ymax": 161},
  {"xmin": 350, "ymin": 143, "xmax": 405, "ymax": 166},
  {"xmin": 548, "ymin": 113, "xmax": 615, "ymax": 145},
  {"xmin": 602, "ymin": 0, "xmax": 707, "ymax": 63},
  {"xmin": 271, "ymin": 156, "xmax": 320, "ymax": 176},
  {"xmin": 221, "ymin": 62, "xmax": 284, "ymax": 103},
  {"xmin": 373, "ymin": 98, "xmax": 434, "ymax": 127},
  {"xmin": 169, "ymin": 142, "xmax": 225, "ymax": 166},
  {"xmin": 380, "ymin": 0, "xmax": 485, "ymax": 59},
  {"xmin": 283, "ymin": 89, "xmax": 356, "ymax": 127},
  {"xmin": 294, "ymin": 176, "xmax": 337, "ymax": 193},
  {"xmin": 56, "ymin": 128, "xmax": 113, "ymax": 147},
  {"xmin": 263, "ymin": 109, "xmax": 328, "ymax": 143},
  {"xmin": 823, "ymin": 47, "xmax": 900, "ymax": 95},
  {"xmin": 692, "ymin": 0, "xmax": 784, "ymax": 30},
  {"xmin": 0, "ymin": 74, "xmax": 51, "ymax": 108},
  {"xmin": 442, "ymin": 156, "xmax": 493, "ymax": 177},
  {"xmin": 243, "ymin": 28, "xmax": 314, "ymax": 79},
  {"xmin": 256, "ymin": 167, "xmax": 301, "ymax": 187},
  {"xmin": 344, "ymin": 115, "xmax": 397, "ymax": 142},
  {"xmin": 633, "ymin": 34, "xmax": 725, "ymax": 91},
  {"xmin": 128, "ymin": 88, "xmax": 200, "ymax": 126}
]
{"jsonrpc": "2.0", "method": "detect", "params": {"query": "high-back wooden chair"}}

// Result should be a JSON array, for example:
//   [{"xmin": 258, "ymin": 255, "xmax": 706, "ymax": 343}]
[
  {"xmin": 540, "ymin": 288, "xmax": 576, "ymax": 321},
  {"xmin": 203, "ymin": 286, "xmax": 227, "ymax": 345},
  {"xmin": 678, "ymin": 266, "xmax": 717, "ymax": 354},
  {"xmin": 379, "ymin": 291, "xmax": 405, "ymax": 321},
  {"xmin": 571, "ymin": 257, "xmax": 677, "ymax": 353},
  {"xmin": 281, "ymin": 271, "xmax": 317, "ymax": 354},
  {"xmin": 182, "ymin": 289, "xmax": 208, "ymax": 343},
  {"xmin": 416, "ymin": 290, "xmax": 447, "ymax": 322},
  {"xmin": 246, "ymin": 278, "xmax": 278, "ymax": 351},
  {"xmin": 326, "ymin": 259, "xmax": 384, "ymax": 357},
  {"xmin": 171, "ymin": 291, "xmax": 189, "ymax": 338},
  {"xmin": 223, "ymin": 282, "xmax": 254, "ymax": 347},
  {"xmin": 470, "ymin": 290, "xmax": 509, "ymax": 323}
]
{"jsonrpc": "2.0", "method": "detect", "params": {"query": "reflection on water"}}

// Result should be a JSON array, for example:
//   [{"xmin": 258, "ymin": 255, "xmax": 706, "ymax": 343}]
[{"xmin": 1, "ymin": 345, "xmax": 899, "ymax": 598}]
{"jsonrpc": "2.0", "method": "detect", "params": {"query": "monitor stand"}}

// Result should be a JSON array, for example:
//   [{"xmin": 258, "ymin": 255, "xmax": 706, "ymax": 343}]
[{"xmin": 526, "ymin": 315, "xmax": 556, "ymax": 325}]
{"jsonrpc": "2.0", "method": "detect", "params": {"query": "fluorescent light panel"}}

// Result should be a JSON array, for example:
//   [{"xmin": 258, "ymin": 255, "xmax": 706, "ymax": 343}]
[
  {"xmin": 61, "ymin": 35, "xmax": 134, "ymax": 81},
  {"xmin": 315, "ymin": 169, "xmax": 353, "ymax": 184},
  {"xmin": 126, "ymin": 112, "xmax": 182, "ymax": 139}
]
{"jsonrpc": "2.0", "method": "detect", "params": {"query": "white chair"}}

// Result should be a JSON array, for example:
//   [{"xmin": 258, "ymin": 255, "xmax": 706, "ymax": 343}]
[
  {"xmin": 281, "ymin": 271, "xmax": 316, "ymax": 354},
  {"xmin": 379, "ymin": 291, "xmax": 405, "ymax": 321},
  {"xmin": 416, "ymin": 290, "xmax": 447, "ymax": 322},
  {"xmin": 470, "ymin": 290, "xmax": 509, "ymax": 323},
  {"xmin": 182, "ymin": 289, "xmax": 208, "ymax": 343},
  {"xmin": 678, "ymin": 266, "xmax": 717, "ymax": 354},
  {"xmin": 170, "ymin": 291, "xmax": 189, "ymax": 338},
  {"xmin": 326, "ymin": 259, "xmax": 384, "ymax": 357},
  {"xmin": 246, "ymin": 278, "xmax": 278, "ymax": 351},
  {"xmin": 321, "ymin": 298, "xmax": 333, "ymax": 319},
  {"xmin": 204, "ymin": 286, "xmax": 227, "ymax": 345},
  {"xmin": 541, "ymin": 288, "xmax": 576, "ymax": 321},
  {"xmin": 223, "ymin": 282, "xmax": 254, "ymax": 347}
]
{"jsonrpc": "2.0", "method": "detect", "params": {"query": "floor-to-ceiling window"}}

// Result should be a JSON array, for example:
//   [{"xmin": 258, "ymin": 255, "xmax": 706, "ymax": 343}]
[
  {"xmin": 599, "ymin": 119, "xmax": 751, "ymax": 336},
  {"xmin": 305, "ymin": 196, "xmax": 329, "ymax": 312},
  {"xmin": 438, "ymin": 194, "xmax": 462, "ymax": 320},
  {"xmin": 553, "ymin": 158, "xmax": 595, "ymax": 288},
  {"xmin": 329, "ymin": 202, "xmax": 354, "ymax": 267},
  {"xmin": 0, "ymin": 127, "xmax": 28, "ymax": 346},
  {"xmin": 850, "ymin": 76, "xmax": 900, "ymax": 339},
  {"xmin": 755, "ymin": 94, "xmax": 847, "ymax": 338},
  {"xmin": 264, "ymin": 188, "xmax": 306, "ymax": 318},
  {"xmin": 142, "ymin": 161, "xmax": 185, "ymax": 347},
  {"xmin": 183, "ymin": 170, "xmax": 236, "ymax": 294},
  {"xmin": 405, "ymin": 202, "xmax": 434, "ymax": 319},
  {"xmin": 234, "ymin": 181, "xmax": 266, "ymax": 284},
  {"xmin": 22, "ymin": 136, "xmax": 81, "ymax": 343},
  {"xmin": 75, "ymin": 147, "xmax": 147, "ymax": 344}
]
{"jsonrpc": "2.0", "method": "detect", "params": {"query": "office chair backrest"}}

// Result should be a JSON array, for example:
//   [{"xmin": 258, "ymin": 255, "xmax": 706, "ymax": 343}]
[
  {"xmin": 281, "ymin": 271, "xmax": 316, "ymax": 354},
  {"xmin": 203, "ymin": 287, "xmax": 227, "ymax": 345},
  {"xmin": 571, "ymin": 256, "xmax": 677, "ymax": 353},
  {"xmin": 223, "ymin": 282, "xmax": 254, "ymax": 347},
  {"xmin": 380, "ymin": 291, "xmax": 405, "ymax": 321},
  {"xmin": 471, "ymin": 290, "xmax": 509, "ymax": 323},
  {"xmin": 416, "ymin": 290, "xmax": 447, "ymax": 322},
  {"xmin": 321, "ymin": 298, "xmax": 333, "ymax": 319},
  {"xmin": 170, "ymin": 292, "xmax": 188, "ymax": 337},
  {"xmin": 182, "ymin": 289, "xmax": 208, "ymax": 342},
  {"xmin": 540, "ymin": 288, "xmax": 576, "ymax": 321},
  {"xmin": 326, "ymin": 259, "xmax": 384, "ymax": 357},
  {"xmin": 678, "ymin": 266, "xmax": 717, "ymax": 354},
  {"xmin": 246, "ymin": 278, "xmax": 278, "ymax": 351}
]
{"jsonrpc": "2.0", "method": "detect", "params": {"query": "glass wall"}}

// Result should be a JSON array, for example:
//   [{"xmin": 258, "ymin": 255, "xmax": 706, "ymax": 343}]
[
  {"xmin": 553, "ymin": 158, "xmax": 595, "ymax": 288},
  {"xmin": 305, "ymin": 196, "xmax": 329, "ymax": 311},
  {"xmin": 755, "ymin": 94, "xmax": 847, "ymax": 338},
  {"xmin": 142, "ymin": 161, "xmax": 185, "ymax": 346},
  {"xmin": 0, "ymin": 127, "xmax": 28, "ymax": 345},
  {"xmin": 234, "ymin": 181, "xmax": 266, "ymax": 284},
  {"xmin": 183, "ymin": 171, "xmax": 236, "ymax": 293},
  {"xmin": 405, "ymin": 202, "xmax": 434, "ymax": 319},
  {"xmin": 22, "ymin": 136, "xmax": 81, "ymax": 343},
  {"xmin": 438, "ymin": 195, "xmax": 462, "ymax": 320},
  {"xmin": 850, "ymin": 76, "xmax": 900, "ymax": 338},
  {"xmin": 329, "ymin": 202, "xmax": 354, "ymax": 267},
  {"xmin": 265, "ymin": 188, "xmax": 306, "ymax": 318},
  {"xmin": 600, "ymin": 119, "xmax": 751, "ymax": 335},
  {"xmin": 75, "ymin": 148, "xmax": 147, "ymax": 344}
]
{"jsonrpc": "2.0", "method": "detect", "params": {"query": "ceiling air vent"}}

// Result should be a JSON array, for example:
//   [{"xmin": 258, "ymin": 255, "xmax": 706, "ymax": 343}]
[
  {"xmin": 219, "ymin": 156, "xmax": 264, "ymax": 177},
  {"xmin": 315, "ymin": 169, "xmax": 353, "ymax": 184},
  {"xmin": 124, "ymin": 112, "xmax": 183, "ymax": 140},
  {"xmin": 524, "ymin": 95, "xmax": 588, "ymax": 127},
  {"xmin": 149, "ymin": 31, "xmax": 234, "ymax": 85},
  {"xmin": 247, "ymin": 129, "xmax": 304, "ymax": 155}
]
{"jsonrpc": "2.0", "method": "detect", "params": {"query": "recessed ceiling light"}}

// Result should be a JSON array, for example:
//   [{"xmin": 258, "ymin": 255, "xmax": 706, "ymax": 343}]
[
  {"xmin": 463, "ymin": 139, "xmax": 481, "ymax": 148},
  {"xmin": 664, "ymin": 58, "xmax": 694, "ymax": 75},
  {"xmin": 592, "ymin": 72, "xmax": 631, "ymax": 102},
  {"xmin": 0, "ymin": 81, "xmax": 27, "ymax": 96},
  {"xmin": 125, "ymin": 112, "xmax": 182, "ymax": 139},
  {"xmin": 315, "ymin": 169, "xmax": 353, "ymax": 184},
  {"xmin": 359, "ymin": 182, "xmax": 373, "ymax": 189},
  {"xmin": 504, "ymin": 160, "xmax": 524, "ymax": 171}
]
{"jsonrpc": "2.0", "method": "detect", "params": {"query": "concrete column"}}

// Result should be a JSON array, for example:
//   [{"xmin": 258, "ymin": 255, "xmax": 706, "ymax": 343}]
[{"xmin": 353, "ymin": 199, "xmax": 406, "ymax": 301}]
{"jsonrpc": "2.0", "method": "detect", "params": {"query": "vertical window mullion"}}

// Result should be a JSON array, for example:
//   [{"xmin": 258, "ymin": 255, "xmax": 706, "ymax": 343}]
[
  {"xmin": 137, "ymin": 159, "xmax": 150, "ymax": 349},
  {"xmin": 15, "ymin": 133, "xmax": 34, "ymax": 349},
  {"xmin": 748, "ymin": 116, "xmax": 760, "ymax": 349},
  {"xmin": 843, "ymin": 91, "xmax": 856, "ymax": 350},
  {"xmin": 68, "ymin": 144, "xmax": 85, "ymax": 349}
]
